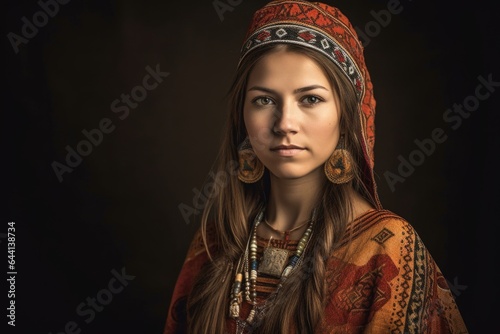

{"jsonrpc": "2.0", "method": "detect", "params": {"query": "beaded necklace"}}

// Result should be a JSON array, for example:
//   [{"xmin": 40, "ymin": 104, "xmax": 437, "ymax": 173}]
[{"xmin": 229, "ymin": 206, "xmax": 317, "ymax": 326}]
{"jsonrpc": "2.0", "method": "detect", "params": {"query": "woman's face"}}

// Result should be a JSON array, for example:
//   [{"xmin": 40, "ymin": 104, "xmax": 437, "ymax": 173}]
[{"xmin": 243, "ymin": 49, "xmax": 341, "ymax": 181}]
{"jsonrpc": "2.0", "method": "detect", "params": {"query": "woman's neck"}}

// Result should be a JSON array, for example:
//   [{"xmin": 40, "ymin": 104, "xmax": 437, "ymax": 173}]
[
  {"xmin": 264, "ymin": 170, "xmax": 325, "ymax": 232},
  {"xmin": 263, "ymin": 170, "xmax": 375, "ymax": 235}
]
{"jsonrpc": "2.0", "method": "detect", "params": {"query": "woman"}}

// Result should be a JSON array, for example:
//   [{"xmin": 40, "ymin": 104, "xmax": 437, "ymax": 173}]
[{"xmin": 164, "ymin": 1, "xmax": 468, "ymax": 333}]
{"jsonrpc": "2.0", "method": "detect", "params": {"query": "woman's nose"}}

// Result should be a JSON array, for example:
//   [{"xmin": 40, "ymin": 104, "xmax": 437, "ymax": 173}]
[{"xmin": 272, "ymin": 101, "xmax": 299, "ymax": 135}]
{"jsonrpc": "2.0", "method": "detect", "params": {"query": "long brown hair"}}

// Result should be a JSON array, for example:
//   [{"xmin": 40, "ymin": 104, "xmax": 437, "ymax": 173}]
[{"xmin": 186, "ymin": 43, "xmax": 377, "ymax": 334}]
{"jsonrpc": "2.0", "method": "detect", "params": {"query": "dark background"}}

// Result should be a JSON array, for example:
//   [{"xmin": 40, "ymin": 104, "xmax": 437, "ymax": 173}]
[{"xmin": 3, "ymin": 0, "xmax": 499, "ymax": 333}]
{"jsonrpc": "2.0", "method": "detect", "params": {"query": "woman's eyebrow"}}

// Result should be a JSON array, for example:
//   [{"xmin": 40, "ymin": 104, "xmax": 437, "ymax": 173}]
[
  {"xmin": 293, "ymin": 85, "xmax": 329, "ymax": 93},
  {"xmin": 247, "ymin": 84, "xmax": 329, "ymax": 94},
  {"xmin": 247, "ymin": 86, "xmax": 277, "ymax": 94}
]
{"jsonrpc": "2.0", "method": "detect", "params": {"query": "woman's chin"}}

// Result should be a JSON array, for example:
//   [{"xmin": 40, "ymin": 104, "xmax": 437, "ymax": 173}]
[{"xmin": 268, "ymin": 167, "xmax": 322, "ymax": 181}]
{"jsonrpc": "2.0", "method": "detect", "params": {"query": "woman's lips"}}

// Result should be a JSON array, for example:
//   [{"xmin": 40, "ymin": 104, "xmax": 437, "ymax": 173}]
[{"xmin": 270, "ymin": 146, "xmax": 305, "ymax": 157}]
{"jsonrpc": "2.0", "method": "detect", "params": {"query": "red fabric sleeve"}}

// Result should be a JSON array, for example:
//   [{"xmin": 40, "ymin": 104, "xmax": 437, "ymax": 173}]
[{"xmin": 163, "ymin": 227, "xmax": 210, "ymax": 334}]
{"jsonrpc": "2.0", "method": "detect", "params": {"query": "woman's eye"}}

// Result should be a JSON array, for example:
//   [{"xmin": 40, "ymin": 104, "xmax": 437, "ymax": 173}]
[
  {"xmin": 301, "ymin": 95, "xmax": 322, "ymax": 105},
  {"xmin": 253, "ymin": 97, "xmax": 275, "ymax": 106}
]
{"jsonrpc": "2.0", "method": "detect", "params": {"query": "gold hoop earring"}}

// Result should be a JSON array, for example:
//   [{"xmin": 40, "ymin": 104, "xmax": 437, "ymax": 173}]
[
  {"xmin": 237, "ymin": 137, "xmax": 264, "ymax": 183},
  {"xmin": 324, "ymin": 136, "xmax": 354, "ymax": 184}
]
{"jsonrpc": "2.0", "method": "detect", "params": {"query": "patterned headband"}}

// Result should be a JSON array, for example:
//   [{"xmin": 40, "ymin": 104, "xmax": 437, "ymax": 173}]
[{"xmin": 239, "ymin": 23, "xmax": 364, "ymax": 100}]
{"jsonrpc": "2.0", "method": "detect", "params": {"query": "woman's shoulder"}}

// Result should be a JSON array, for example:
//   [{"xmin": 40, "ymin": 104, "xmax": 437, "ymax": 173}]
[
  {"xmin": 351, "ymin": 208, "xmax": 412, "ymax": 235},
  {"xmin": 343, "ymin": 208, "xmax": 425, "ymax": 255},
  {"xmin": 183, "ymin": 221, "xmax": 218, "ymax": 264},
  {"xmin": 354, "ymin": 208, "xmax": 407, "ymax": 223}
]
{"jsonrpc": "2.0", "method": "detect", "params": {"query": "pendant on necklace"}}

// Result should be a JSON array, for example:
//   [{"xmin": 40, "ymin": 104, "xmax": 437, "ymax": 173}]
[{"xmin": 258, "ymin": 247, "xmax": 290, "ymax": 277}]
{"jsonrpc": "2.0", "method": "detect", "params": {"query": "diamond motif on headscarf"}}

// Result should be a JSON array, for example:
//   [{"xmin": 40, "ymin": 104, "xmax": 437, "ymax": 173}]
[
  {"xmin": 355, "ymin": 78, "xmax": 362, "ymax": 92},
  {"xmin": 276, "ymin": 28, "xmax": 287, "ymax": 38},
  {"xmin": 333, "ymin": 47, "xmax": 345, "ymax": 63},
  {"xmin": 298, "ymin": 30, "xmax": 316, "ymax": 43},
  {"xmin": 321, "ymin": 39, "xmax": 330, "ymax": 49},
  {"xmin": 255, "ymin": 30, "xmax": 271, "ymax": 43}
]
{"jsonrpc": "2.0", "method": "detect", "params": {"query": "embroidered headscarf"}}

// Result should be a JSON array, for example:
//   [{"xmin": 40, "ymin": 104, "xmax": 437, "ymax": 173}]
[{"xmin": 238, "ymin": 0, "xmax": 381, "ymax": 208}]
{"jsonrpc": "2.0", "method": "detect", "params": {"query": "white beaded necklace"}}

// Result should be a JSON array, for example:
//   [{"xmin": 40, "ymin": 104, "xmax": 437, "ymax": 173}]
[{"xmin": 229, "ymin": 206, "xmax": 317, "ymax": 325}]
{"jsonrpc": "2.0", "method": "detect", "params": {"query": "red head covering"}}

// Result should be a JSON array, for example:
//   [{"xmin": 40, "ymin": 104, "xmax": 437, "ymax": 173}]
[{"xmin": 239, "ymin": 0, "xmax": 381, "ymax": 208}]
